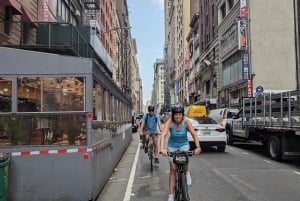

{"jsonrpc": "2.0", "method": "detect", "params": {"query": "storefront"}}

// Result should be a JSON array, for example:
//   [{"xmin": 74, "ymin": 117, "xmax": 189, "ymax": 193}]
[{"xmin": 0, "ymin": 47, "xmax": 132, "ymax": 201}]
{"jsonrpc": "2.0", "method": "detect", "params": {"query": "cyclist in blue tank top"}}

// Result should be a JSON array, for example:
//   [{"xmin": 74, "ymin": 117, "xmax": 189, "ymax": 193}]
[{"xmin": 160, "ymin": 104, "xmax": 201, "ymax": 201}]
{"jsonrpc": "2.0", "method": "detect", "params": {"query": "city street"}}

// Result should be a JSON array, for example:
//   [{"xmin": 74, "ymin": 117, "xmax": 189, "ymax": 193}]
[{"xmin": 98, "ymin": 132, "xmax": 300, "ymax": 201}]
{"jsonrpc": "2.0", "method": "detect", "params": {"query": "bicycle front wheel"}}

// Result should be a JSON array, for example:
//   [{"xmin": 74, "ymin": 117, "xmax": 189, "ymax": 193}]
[
  {"xmin": 149, "ymin": 143, "xmax": 154, "ymax": 172},
  {"xmin": 181, "ymin": 172, "xmax": 189, "ymax": 201}
]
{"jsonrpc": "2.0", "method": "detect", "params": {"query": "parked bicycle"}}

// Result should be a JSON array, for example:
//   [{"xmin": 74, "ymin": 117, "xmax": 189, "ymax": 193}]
[{"xmin": 166, "ymin": 150, "xmax": 194, "ymax": 201}]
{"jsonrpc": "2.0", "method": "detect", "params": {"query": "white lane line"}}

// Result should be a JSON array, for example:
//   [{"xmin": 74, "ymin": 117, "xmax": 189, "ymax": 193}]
[
  {"xmin": 293, "ymin": 171, "xmax": 300, "ymax": 175},
  {"xmin": 229, "ymin": 175, "xmax": 256, "ymax": 191},
  {"xmin": 242, "ymin": 152, "xmax": 249, "ymax": 155},
  {"xmin": 123, "ymin": 142, "xmax": 140, "ymax": 201}
]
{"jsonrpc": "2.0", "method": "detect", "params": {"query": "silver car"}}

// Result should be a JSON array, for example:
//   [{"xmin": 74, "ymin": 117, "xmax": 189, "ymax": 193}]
[{"xmin": 187, "ymin": 116, "xmax": 227, "ymax": 152}]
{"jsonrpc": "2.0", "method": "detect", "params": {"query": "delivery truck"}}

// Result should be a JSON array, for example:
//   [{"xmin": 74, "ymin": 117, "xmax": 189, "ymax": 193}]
[{"xmin": 225, "ymin": 90, "xmax": 300, "ymax": 160}]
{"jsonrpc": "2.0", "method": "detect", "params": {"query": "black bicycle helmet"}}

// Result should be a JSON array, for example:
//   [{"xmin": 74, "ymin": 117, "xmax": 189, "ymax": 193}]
[
  {"xmin": 148, "ymin": 105, "xmax": 155, "ymax": 112},
  {"xmin": 171, "ymin": 104, "xmax": 184, "ymax": 114},
  {"xmin": 171, "ymin": 104, "xmax": 184, "ymax": 121}
]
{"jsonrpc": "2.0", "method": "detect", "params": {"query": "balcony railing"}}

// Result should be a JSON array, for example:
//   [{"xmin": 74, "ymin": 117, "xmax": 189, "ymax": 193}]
[{"xmin": 0, "ymin": 21, "xmax": 95, "ymax": 60}]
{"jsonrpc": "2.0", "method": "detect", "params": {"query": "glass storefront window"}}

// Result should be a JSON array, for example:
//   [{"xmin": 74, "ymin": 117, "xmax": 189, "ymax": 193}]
[
  {"xmin": 17, "ymin": 77, "xmax": 85, "ymax": 112},
  {"xmin": 0, "ymin": 77, "xmax": 12, "ymax": 112},
  {"xmin": 0, "ymin": 114, "xmax": 87, "ymax": 146}
]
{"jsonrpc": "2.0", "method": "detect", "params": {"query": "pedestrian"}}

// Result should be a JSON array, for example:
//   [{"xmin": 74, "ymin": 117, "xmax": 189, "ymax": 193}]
[
  {"xmin": 140, "ymin": 105, "xmax": 163, "ymax": 163},
  {"xmin": 160, "ymin": 104, "xmax": 201, "ymax": 201}
]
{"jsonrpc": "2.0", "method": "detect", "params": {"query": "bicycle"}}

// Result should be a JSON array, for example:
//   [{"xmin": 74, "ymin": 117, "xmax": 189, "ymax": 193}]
[
  {"xmin": 167, "ymin": 150, "xmax": 194, "ymax": 201},
  {"xmin": 143, "ymin": 132, "xmax": 159, "ymax": 172}
]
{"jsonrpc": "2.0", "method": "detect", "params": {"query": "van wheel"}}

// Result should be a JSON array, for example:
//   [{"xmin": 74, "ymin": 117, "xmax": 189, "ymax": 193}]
[
  {"xmin": 226, "ymin": 129, "xmax": 233, "ymax": 145},
  {"xmin": 268, "ymin": 136, "xmax": 282, "ymax": 161}
]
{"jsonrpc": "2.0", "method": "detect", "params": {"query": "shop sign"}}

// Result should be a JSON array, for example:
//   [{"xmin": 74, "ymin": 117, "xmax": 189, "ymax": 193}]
[
  {"xmin": 231, "ymin": 98, "xmax": 240, "ymax": 105},
  {"xmin": 247, "ymin": 79, "xmax": 252, "ymax": 97},
  {"xmin": 240, "ymin": 0, "xmax": 247, "ymax": 18},
  {"xmin": 238, "ymin": 20, "xmax": 247, "ymax": 50},
  {"xmin": 242, "ymin": 54, "xmax": 249, "ymax": 79}
]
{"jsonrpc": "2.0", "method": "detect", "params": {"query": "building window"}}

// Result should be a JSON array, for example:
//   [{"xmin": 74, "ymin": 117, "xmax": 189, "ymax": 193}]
[
  {"xmin": 228, "ymin": 0, "xmax": 234, "ymax": 10},
  {"xmin": 206, "ymin": 80, "xmax": 210, "ymax": 94},
  {"xmin": 220, "ymin": 3, "xmax": 226, "ymax": 19}
]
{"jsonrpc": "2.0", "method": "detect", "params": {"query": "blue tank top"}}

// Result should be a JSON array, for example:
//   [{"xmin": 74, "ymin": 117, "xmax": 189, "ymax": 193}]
[{"xmin": 168, "ymin": 120, "xmax": 189, "ymax": 148}]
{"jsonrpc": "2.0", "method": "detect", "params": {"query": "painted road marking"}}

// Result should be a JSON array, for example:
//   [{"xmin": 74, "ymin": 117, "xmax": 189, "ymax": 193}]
[
  {"xmin": 123, "ymin": 142, "xmax": 140, "ymax": 201},
  {"xmin": 293, "ymin": 171, "xmax": 300, "ymax": 176}
]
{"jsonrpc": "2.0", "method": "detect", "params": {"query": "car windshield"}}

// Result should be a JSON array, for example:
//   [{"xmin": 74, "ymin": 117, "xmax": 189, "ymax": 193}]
[{"xmin": 192, "ymin": 117, "xmax": 218, "ymax": 124}]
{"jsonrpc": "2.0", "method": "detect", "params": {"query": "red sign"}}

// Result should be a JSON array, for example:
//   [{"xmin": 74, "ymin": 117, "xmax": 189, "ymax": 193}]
[
  {"xmin": 240, "ymin": 0, "xmax": 247, "ymax": 18},
  {"xmin": 247, "ymin": 79, "xmax": 252, "ymax": 97}
]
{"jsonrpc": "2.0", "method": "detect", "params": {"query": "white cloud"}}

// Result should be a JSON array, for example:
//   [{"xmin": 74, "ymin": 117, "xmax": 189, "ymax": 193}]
[{"xmin": 150, "ymin": 0, "xmax": 164, "ymax": 10}]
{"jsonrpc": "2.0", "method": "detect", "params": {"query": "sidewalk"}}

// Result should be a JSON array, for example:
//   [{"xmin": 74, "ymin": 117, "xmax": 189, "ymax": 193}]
[{"xmin": 96, "ymin": 133, "xmax": 140, "ymax": 201}]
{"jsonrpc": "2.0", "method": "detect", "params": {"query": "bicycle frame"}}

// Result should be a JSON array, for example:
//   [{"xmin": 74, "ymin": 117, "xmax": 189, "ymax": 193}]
[
  {"xmin": 168, "ymin": 150, "xmax": 194, "ymax": 201},
  {"xmin": 148, "ymin": 136, "xmax": 154, "ymax": 172},
  {"xmin": 144, "ymin": 132, "xmax": 159, "ymax": 172}
]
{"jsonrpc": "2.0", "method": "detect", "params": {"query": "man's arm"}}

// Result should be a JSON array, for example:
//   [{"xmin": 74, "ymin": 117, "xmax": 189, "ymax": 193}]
[{"xmin": 139, "ymin": 114, "xmax": 146, "ymax": 135}]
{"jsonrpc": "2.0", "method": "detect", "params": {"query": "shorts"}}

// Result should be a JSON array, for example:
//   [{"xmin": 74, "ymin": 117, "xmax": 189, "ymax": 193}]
[
  {"xmin": 167, "ymin": 144, "xmax": 190, "ymax": 163},
  {"xmin": 144, "ymin": 130, "xmax": 159, "ymax": 137}
]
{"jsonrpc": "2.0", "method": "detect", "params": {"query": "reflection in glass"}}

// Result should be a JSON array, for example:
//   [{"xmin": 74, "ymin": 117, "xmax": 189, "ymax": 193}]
[
  {"xmin": 0, "ymin": 114, "xmax": 87, "ymax": 146},
  {"xmin": 17, "ymin": 77, "xmax": 85, "ymax": 112}
]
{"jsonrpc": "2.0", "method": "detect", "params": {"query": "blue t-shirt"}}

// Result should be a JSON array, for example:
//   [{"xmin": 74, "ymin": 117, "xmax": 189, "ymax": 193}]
[
  {"xmin": 142, "ymin": 113, "xmax": 160, "ymax": 132},
  {"xmin": 168, "ymin": 121, "xmax": 189, "ymax": 148}
]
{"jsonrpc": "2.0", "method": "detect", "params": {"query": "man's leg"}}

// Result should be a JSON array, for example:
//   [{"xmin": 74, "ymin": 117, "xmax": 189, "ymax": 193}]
[
  {"xmin": 153, "ymin": 136, "xmax": 159, "ymax": 163},
  {"xmin": 144, "ymin": 132, "xmax": 150, "ymax": 153}
]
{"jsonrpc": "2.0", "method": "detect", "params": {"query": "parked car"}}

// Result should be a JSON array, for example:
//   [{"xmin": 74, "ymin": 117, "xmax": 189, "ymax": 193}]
[
  {"xmin": 132, "ymin": 115, "xmax": 138, "ymax": 133},
  {"xmin": 187, "ymin": 116, "xmax": 227, "ymax": 152}
]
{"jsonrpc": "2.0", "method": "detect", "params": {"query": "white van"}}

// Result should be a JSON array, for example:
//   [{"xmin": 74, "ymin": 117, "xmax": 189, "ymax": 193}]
[{"xmin": 208, "ymin": 108, "xmax": 239, "ymax": 126}]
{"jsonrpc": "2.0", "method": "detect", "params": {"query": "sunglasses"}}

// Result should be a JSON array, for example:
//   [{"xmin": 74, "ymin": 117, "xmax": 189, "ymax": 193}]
[{"xmin": 149, "ymin": 110, "xmax": 154, "ymax": 112}]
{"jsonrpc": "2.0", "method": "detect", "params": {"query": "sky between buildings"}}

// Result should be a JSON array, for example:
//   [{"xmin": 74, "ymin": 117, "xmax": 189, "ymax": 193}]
[{"xmin": 127, "ymin": 0, "xmax": 165, "ymax": 105}]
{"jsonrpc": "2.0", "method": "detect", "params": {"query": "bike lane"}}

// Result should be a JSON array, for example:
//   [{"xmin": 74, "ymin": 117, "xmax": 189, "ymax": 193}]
[{"xmin": 97, "ymin": 132, "xmax": 173, "ymax": 201}]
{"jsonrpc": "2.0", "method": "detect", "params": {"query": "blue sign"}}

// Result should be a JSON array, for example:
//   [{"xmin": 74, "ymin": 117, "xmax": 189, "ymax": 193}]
[
  {"xmin": 255, "ymin": 86, "xmax": 264, "ymax": 96},
  {"xmin": 242, "ymin": 54, "xmax": 249, "ymax": 79}
]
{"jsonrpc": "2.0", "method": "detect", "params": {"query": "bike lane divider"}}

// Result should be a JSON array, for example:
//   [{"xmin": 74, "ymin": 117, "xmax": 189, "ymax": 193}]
[{"xmin": 123, "ymin": 140, "xmax": 141, "ymax": 201}]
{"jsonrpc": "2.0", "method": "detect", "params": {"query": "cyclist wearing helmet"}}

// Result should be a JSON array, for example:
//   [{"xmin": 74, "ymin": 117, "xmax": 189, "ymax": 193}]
[
  {"xmin": 140, "ymin": 105, "xmax": 163, "ymax": 163},
  {"xmin": 160, "ymin": 104, "xmax": 201, "ymax": 201}
]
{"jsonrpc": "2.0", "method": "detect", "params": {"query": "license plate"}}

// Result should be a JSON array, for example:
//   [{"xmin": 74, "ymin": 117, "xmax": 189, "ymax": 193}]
[{"xmin": 203, "ymin": 131, "xmax": 210, "ymax": 135}]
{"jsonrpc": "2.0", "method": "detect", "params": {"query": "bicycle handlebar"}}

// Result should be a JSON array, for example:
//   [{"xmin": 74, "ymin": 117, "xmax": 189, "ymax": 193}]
[{"xmin": 159, "ymin": 150, "xmax": 194, "ymax": 157}]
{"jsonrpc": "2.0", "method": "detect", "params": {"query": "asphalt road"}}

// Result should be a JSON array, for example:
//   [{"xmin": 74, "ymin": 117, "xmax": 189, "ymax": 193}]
[{"xmin": 97, "ymin": 132, "xmax": 300, "ymax": 201}]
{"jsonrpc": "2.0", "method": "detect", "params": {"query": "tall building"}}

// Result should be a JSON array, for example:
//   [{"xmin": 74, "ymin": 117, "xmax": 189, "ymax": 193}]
[
  {"xmin": 195, "ymin": 0, "xmax": 218, "ymax": 109},
  {"xmin": 165, "ymin": 0, "xmax": 191, "ymax": 105},
  {"xmin": 186, "ymin": 0, "xmax": 200, "ymax": 105},
  {"xmin": 217, "ymin": 0, "xmax": 297, "ymax": 108},
  {"xmin": 153, "ymin": 58, "xmax": 165, "ymax": 113}
]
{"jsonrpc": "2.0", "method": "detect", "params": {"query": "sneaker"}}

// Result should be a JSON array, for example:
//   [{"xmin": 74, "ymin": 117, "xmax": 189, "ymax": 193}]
[
  {"xmin": 144, "ymin": 146, "xmax": 148, "ymax": 153},
  {"xmin": 168, "ymin": 194, "xmax": 174, "ymax": 201},
  {"xmin": 186, "ymin": 171, "xmax": 192, "ymax": 186},
  {"xmin": 154, "ymin": 157, "xmax": 159, "ymax": 163}
]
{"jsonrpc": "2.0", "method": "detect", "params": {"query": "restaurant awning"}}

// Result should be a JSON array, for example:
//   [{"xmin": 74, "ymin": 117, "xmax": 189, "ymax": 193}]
[
  {"xmin": 0, "ymin": 0, "xmax": 23, "ymax": 15},
  {"xmin": 21, "ymin": 6, "xmax": 35, "ymax": 23}
]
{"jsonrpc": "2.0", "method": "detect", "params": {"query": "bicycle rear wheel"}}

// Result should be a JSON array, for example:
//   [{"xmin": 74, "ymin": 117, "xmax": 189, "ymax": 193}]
[{"xmin": 180, "ymin": 172, "xmax": 189, "ymax": 201}]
